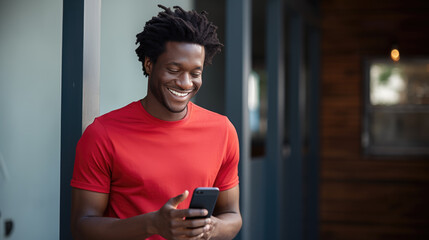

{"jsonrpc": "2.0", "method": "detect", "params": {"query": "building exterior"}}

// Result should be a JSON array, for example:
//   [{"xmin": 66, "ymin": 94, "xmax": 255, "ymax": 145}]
[{"xmin": 1, "ymin": 0, "xmax": 428, "ymax": 240}]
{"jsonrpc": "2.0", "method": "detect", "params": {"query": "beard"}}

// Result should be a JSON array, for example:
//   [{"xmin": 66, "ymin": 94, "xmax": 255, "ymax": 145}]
[{"xmin": 148, "ymin": 77, "xmax": 190, "ymax": 114}]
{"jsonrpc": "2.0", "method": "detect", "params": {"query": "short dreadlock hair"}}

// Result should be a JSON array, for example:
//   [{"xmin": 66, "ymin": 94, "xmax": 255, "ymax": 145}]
[{"xmin": 135, "ymin": 5, "xmax": 223, "ymax": 76}]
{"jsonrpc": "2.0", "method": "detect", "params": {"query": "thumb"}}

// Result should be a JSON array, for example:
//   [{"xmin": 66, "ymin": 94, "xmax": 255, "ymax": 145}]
[{"xmin": 168, "ymin": 190, "xmax": 189, "ymax": 209}]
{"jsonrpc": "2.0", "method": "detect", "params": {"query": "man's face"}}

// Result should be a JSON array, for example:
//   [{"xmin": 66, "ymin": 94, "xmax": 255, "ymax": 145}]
[{"xmin": 144, "ymin": 41, "xmax": 205, "ymax": 120}]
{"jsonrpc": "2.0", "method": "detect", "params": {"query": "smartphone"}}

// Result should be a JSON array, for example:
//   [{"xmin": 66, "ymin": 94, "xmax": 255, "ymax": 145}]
[{"xmin": 188, "ymin": 187, "xmax": 219, "ymax": 219}]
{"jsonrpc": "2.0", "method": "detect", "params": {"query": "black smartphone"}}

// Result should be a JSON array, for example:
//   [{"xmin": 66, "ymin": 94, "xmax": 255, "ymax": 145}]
[{"xmin": 188, "ymin": 187, "xmax": 219, "ymax": 219}]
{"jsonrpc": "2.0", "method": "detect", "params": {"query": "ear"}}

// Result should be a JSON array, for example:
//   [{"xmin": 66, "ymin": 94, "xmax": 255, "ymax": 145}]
[{"xmin": 144, "ymin": 57, "xmax": 153, "ymax": 76}]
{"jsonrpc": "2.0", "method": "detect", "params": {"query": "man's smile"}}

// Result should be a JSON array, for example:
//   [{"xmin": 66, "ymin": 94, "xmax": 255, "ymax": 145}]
[{"xmin": 168, "ymin": 88, "xmax": 192, "ymax": 97}]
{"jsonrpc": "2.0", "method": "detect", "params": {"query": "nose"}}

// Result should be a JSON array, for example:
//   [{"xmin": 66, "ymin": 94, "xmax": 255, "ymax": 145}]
[{"xmin": 176, "ymin": 72, "xmax": 193, "ymax": 90}]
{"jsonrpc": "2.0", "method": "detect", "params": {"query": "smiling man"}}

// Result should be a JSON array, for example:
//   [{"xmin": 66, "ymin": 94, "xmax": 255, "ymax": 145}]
[
  {"xmin": 142, "ymin": 41, "xmax": 204, "ymax": 121},
  {"xmin": 70, "ymin": 5, "xmax": 242, "ymax": 240}
]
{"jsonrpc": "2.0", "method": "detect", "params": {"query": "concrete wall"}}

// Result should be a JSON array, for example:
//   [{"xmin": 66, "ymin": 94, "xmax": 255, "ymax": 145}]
[
  {"xmin": 99, "ymin": 0, "xmax": 194, "ymax": 114},
  {"xmin": 0, "ymin": 0, "xmax": 63, "ymax": 239}
]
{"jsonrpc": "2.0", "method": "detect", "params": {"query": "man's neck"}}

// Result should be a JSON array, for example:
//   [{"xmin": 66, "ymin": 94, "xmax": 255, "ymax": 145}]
[{"xmin": 140, "ymin": 96, "xmax": 187, "ymax": 121}]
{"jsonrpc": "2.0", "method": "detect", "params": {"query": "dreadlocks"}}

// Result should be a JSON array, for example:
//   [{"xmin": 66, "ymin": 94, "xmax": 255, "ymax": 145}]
[{"xmin": 135, "ymin": 5, "xmax": 223, "ymax": 76}]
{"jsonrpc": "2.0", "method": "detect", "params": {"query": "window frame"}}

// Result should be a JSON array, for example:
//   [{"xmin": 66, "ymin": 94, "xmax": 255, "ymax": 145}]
[{"xmin": 363, "ymin": 58, "xmax": 429, "ymax": 156}]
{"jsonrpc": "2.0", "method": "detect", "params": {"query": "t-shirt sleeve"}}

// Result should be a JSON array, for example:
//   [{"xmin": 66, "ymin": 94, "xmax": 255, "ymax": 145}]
[
  {"xmin": 70, "ymin": 119, "xmax": 112, "ymax": 193},
  {"xmin": 214, "ymin": 118, "xmax": 240, "ymax": 191}
]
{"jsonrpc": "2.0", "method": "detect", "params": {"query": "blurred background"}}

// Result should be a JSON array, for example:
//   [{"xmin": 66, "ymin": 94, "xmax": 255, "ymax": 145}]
[{"xmin": 1, "ymin": 0, "xmax": 429, "ymax": 239}]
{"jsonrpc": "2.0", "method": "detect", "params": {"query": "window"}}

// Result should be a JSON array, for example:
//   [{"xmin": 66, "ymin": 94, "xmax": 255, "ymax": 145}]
[
  {"xmin": 363, "ymin": 59, "xmax": 429, "ymax": 155},
  {"xmin": 249, "ymin": 0, "xmax": 267, "ymax": 159}
]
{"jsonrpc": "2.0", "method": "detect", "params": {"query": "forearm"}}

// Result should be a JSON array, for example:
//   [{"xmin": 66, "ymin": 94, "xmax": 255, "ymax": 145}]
[
  {"xmin": 72, "ymin": 212, "xmax": 157, "ymax": 240},
  {"xmin": 211, "ymin": 212, "xmax": 242, "ymax": 240}
]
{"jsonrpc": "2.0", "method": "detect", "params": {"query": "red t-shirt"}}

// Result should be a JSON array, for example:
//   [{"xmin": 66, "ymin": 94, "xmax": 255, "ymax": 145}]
[{"xmin": 71, "ymin": 101, "xmax": 239, "ymax": 239}]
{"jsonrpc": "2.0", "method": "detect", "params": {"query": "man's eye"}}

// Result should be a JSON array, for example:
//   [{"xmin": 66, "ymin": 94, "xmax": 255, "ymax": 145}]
[
  {"xmin": 191, "ymin": 72, "xmax": 201, "ymax": 78},
  {"xmin": 168, "ymin": 68, "xmax": 179, "ymax": 73}
]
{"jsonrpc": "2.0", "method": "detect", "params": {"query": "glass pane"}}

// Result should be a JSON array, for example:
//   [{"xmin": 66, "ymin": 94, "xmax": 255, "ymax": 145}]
[
  {"xmin": 370, "ymin": 111, "xmax": 429, "ymax": 148},
  {"xmin": 249, "ymin": 70, "xmax": 268, "ymax": 157},
  {"xmin": 250, "ymin": 0, "xmax": 267, "ymax": 158},
  {"xmin": 370, "ymin": 60, "xmax": 429, "ymax": 106}
]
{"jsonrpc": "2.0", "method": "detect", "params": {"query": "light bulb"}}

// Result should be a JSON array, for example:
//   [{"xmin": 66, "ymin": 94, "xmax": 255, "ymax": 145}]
[{"xmin": 391, "ymin": 48, "xmax": 400, "ymax": 62}]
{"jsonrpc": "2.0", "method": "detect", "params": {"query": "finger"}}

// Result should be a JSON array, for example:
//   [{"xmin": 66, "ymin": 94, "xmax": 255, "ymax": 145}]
[
  {"xmin": 167, "ymin": 190, "xmax": 189, "ymax": 208},
  {"xmin": 170, "ymin": 208, "xmax": 208, "ymax": 219},
  {"xmin": 174, "ymin": 233, "xmax": 205, "ymax": 240},
  {"xmin": 186, "ymin": 208, "xmax": 209, "ymax": 219},
  {"xmin": 171, "ymin": 224, "xmax": 210, "ymax": 237},
  {"xmin": 171, "ymin": 218, "xmax": 210, "ymax": 229},
  {"xmin": 202, "ymin": 232, "xmax": 210, "ymax": 240}
]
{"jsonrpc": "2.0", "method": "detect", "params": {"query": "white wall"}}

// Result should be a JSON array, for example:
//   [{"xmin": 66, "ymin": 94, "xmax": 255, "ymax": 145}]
[
  {"xmin": 0, "ymin": 0, "xmax": 62, "ymax": 239},
  {"xmin": 99, "ymin": 0, "xmax": 194, "ymax": 114}
]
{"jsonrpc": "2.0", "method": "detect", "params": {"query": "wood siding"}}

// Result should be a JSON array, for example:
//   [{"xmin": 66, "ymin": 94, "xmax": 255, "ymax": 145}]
[{"xmin": 320, "ymin": 0, "xmax": 429, "ymax": 239}]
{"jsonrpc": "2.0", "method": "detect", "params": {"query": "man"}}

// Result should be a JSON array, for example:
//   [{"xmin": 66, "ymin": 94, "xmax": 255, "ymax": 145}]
[{"xmin": 70, "ymin": 5, "xmax": 242, "ymax": 240}]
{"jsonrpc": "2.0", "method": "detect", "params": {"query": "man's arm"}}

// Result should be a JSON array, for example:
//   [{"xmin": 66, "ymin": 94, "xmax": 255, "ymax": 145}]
[
  {"xmin": 206, "ymin": 185, "xmax": 242, "ymax": 240},
  {"xmin": 71, "ymin": 188, "xmax": 212, "ymax": 240}
]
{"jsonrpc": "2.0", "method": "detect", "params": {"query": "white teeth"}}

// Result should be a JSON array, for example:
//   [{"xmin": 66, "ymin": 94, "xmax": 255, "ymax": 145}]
[{"xmin": 168, "ymin": 88, "xmax": 189, "ymax": 97}]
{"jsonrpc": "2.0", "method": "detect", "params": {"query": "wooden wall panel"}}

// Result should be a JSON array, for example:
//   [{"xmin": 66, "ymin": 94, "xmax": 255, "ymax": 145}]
[
  {"xmin": 322, "ymin": 160, "xmax": 429, "ymax": 182},
  {"xmin": 320, "ymin": 0, "xmax": 429, "ymax": 239}
]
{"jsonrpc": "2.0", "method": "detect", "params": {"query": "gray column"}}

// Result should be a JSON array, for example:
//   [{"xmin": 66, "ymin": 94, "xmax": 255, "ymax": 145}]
[
  {"xmin": 82, "ymin": 0, "xmax": 101, "ymax": 131},
  {"xmin": 265, "ymin": 0, "xmax": 285, "ymax": 238},
  {"xmin": 61, "ymin": 0, "xmax": 84, "ymax": 239},
  {"xmin": 285, "ymin": 13, "xmax": 304, "ymax": 240},
  {"xmin": 225, "ymin": 0, "xmax": 251, "ymax": 239},
  {"xmin": 305, "ymin": 26, "xmax": 321, "ymax": 240}
]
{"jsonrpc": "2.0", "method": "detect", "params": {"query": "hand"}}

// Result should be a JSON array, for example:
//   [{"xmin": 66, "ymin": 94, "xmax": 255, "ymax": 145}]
[
  {"xmin": 199, "ymin": 216, "xmax": 219, "ymax": 240},
  {"xmin": 153, "ymin": 190, "xmax": 213, "ymax": 240}
]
